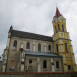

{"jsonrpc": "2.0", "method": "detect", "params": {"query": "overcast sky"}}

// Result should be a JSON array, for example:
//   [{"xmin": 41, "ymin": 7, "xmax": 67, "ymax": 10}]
[{"xmin": 0, "ymin": 0, "xmax": 77, "ymax": 63}]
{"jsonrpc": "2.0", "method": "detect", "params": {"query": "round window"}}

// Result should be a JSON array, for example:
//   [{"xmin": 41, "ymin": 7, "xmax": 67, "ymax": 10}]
[{"xmin": 29, "ymin": 60, "xmax": 32, "ymax": 64}]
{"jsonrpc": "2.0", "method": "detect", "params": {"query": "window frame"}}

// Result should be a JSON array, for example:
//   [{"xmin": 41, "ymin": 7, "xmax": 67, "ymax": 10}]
[
  {"xmin": 13, "ymin": 40, "xmax": 17, "ymax": 50},
  {"xmin": 68, "ymin": 65, "xmax": 72, "ymax": 71},
  {"xmin": 43, "ymin": 60, "xmax": 47, "ymax": 69},
  {"xmin": 38, "ymin": 44, "xmax": 41, "ymax": 52},
  {"xmin": 65, "ymin": 43, "xmax": 68, "ymax": 52},
  {"xmin": 48, "ymin": 45, "xmax": 51, "ymax": 52},
  {"xmin": 56, "ymin": 44, "xmax": 58, "ymax": 52},
  {"xmin": 56, "ymin": 61, "xmax": 59, "ymax": 69},
  {"xmin": 26, "ymin": 42, "xmax": 30, "ymax": 51},
  {"xmin": 62, "ymin": 25, "xmax": 65, "ymax": 32},
  {"xmin": 55, "ymin": 26, "xmax": 57, "ymax": 33},
  {"xmin": 58, "ymin": 24, "xmax": 60, "ymax": 31}
]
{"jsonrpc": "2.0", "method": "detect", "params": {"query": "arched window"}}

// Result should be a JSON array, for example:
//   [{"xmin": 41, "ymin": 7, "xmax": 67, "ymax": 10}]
[
  {"xmin": 56, "ymin": 44, "xmax": 58, "ymax": 52},
  {"xmin": 13, "ymin": 40, "xmax": 17, "ymax": 49},
  {"xmin": 48, "ymin": 45, "xmax": 51, "ymax": 52},
  {"xmin": 62, "ymin": 25, "xmax": 65, "ymax": 32},
  {"xmin": 65, "ymin": 43, "xmax": 68, "ymax": 52},
  {"xmin": 55, "ymin": 26, "xmax": 57, "ymax": 33},
  {"xmin": 58, "ymin": 24, "xmax": 60, "ymax": 31},
  {"xmin": 26, "ymin": 42, "xmax": 30, "ymax": 51},
  {"xmin": 68, "ymin": 65, "xmax": 72, "ymax": 71},
  {"xmin": 43, "ymin": 60, "xmax": 47, "ymax": 69},
  {"xmin": 38, "ymin": 44, "xmax": 41, "ymax": 52},
  {"xmin": 56, "ymin": 61, "xmax": 59, "ymax": 69}
]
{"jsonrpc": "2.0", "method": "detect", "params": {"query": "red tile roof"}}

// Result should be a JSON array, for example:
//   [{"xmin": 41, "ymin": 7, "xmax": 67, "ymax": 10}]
[{"xmin": 54, "ymin": 7, "xmax": 61, "ymax": 18}]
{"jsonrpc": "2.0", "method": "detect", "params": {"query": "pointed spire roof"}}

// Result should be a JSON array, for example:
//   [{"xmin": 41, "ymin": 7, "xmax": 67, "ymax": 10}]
[{"xmin": 54, "ymin": 7, "xmax": 61, "ymax": 18}]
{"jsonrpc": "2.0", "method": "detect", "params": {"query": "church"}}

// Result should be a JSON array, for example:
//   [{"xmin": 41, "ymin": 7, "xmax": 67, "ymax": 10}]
[{"xmin": 2, "ymin": 7, "xmax": 77, "ymax": 72}]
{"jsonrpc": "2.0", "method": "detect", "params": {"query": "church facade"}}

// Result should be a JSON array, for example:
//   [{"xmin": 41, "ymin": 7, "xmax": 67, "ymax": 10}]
[{"xmin": 2, "ymin": 8, "xmax": 77, "ymax": 72}]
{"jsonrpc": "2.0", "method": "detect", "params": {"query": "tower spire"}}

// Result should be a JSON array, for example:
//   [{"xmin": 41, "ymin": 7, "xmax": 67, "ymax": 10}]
[{"xmin": 54, "ymin": 7, "xmax": 61, "ymax": 18}]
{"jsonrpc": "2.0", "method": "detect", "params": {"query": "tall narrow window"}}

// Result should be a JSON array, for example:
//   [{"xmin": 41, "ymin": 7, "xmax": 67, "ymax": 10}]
[
  {"xmin": 26, "ymin": 42, "xmax": 30, "ymax": 51},
  {"xmin": 38, "ymin": 44, "xmax": 41, "ymax": 52},
  {"xmin": 58, "ymin": 24, "xmax": 60, "ymax": 31},
  {"xmin": 62, "ymin": 25, "xmax": 65, "ymax": 32},
  {"xmin": 56, "ymin": 44, "xmax": 58, "ymax": 52},
  {"xmin": 33, "ymin": 40, "xmax": 35, "ymax": 52},
  {"xmin": 48, "ymin": 45, "xmax": 51, "ymax": 52},
  {"xmin": 65, "ymin": 43, "xmax": 68, "ymax": 52},
  {"xmin": 55, "ymin": 26, "xmax": 57, "ymax": 33},
  {"xmin": 56, "ymin": 61, "xmax": 59, "ymax": 69},
  {"xmin": 43, "ymin": 60, "xmax": 47, "ymax": 69},
  {"xmin": 68, "ymin": 65, "xmax": 72, "ymax": 71},
  {"xmin": 13, "ymin": 40, "xmax": 17, "ymax": 49}
]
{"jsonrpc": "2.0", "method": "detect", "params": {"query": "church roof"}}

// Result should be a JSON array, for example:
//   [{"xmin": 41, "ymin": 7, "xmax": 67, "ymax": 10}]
[
  {"xmin": 54, "ymin": 7, "xmax": 61, "ymax": 18},
  {"xmin": 11, "ymin": 30, "xmax": 53, "ymax": 42},
  {"xmin": 25, "ymin": 51, "xmax": 62, "ymax": 58}
]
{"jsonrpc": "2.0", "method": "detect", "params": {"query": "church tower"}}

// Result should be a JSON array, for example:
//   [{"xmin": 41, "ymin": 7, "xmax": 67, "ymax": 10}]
[{"xmin": 52, "ymin": 7, "xmax": 76, "ymax": 72}]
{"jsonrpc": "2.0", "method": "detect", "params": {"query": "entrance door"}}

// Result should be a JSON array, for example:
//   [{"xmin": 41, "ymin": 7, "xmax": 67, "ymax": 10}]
[{"xmin": 28, "ymin": 66, "xmax": 33, "ymax": 72}]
